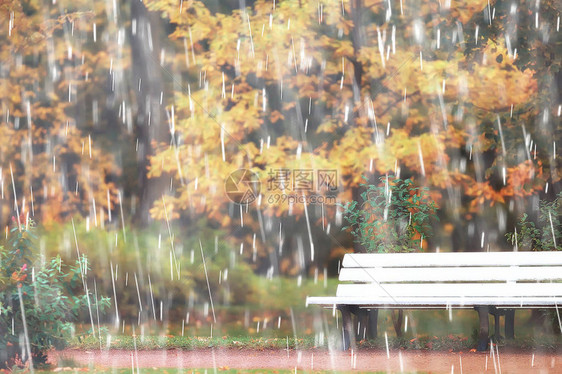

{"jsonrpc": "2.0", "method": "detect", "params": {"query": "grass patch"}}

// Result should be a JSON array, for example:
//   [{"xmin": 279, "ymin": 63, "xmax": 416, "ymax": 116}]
[
  {"xmin": 68, "ymin": 335, "xmax": 318, "ymax": 350},
  {"xmin": 67, "ymin": 333, "xmax": 562, "ymax": 352},
  {"xmin": 356, "ymin": 334, "xmax": 562, "ymax": 352}
]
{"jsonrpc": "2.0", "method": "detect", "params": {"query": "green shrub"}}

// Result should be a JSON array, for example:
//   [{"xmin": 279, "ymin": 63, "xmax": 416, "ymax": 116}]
[
  {"xmin": 0, "ymin": 220, "xmax": 110, "ymax": 368},
  {"xmin": 505, "ymin": 192, "xmax": 562, "ymax": 334},
  {"xmin": 341, "ymin": 175, "xmax": 438, "ymax": 252},
  {"xmin": 37, "ymin": 218, "xmax": 260, "ymax": 329},
  {"xmin": 506, "ymin": 191, "xmax": 562, "ymax": 251}
]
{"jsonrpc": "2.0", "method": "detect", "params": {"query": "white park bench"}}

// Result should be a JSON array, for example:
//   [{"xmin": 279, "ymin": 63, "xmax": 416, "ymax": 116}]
[{"xmin": 306, "ymin": 251, "xmax": 562, "ymax": 351}]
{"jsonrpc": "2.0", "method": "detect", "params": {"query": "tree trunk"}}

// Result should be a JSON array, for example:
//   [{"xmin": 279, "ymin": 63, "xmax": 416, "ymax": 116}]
[
  {"xmin": 392, "ymin": 309, "xmax": 404, "ymax": 337},
  {"xmin": 130, "ymin": 0, "xmax": 169, "ymax": 226}
]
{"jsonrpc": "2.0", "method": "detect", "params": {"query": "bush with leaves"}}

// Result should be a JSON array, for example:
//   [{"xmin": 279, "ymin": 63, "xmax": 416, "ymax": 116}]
[
  {"xmin": 504, "ymin": 192, "xmax": 562, "ymax": 334},
  {"xmin": 505, "ymin": 192, "xmax": 562, "ymax": 251},
  {"xmin": 341, "ymin": 176, "xmax": 438, "ymax": 253},
  {"xmin": 0, "ymin": 219, "xmax": 110, "ymax": 368}
]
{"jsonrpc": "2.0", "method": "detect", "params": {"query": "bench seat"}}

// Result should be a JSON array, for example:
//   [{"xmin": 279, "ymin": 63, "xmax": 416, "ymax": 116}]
[
  {"xmin": 306, "ymin": 251, "xmax": 562, "ymax": 351},
  {"xmin": 307, "ymin": 296, "xmax": 562, "ymax": 308}
]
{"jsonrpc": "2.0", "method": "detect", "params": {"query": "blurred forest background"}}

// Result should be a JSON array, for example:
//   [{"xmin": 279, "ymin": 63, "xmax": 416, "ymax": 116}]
[{"xmin": 0, "ymin": 0, "xmax": 560, "ymax": 335}]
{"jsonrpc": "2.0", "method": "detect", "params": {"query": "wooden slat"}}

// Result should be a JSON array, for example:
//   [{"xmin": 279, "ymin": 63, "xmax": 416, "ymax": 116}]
[
  {"xmin": 338, "ymin": 266, "xmax": 562, "ymax": 283},
  {"xmin": 342, "ymin": 251, "xmax": 562, "ymax": 268},
  {"xmin": 309, "ymin": 252, "xmax": 562, "ymax": 311},
  {"xmin": 336, "ymin": 283, "xmax": 562, "ymax": 298},
  {"xmin": 306, "ymin": 296, "xmax": 562, "ymax": 308}
]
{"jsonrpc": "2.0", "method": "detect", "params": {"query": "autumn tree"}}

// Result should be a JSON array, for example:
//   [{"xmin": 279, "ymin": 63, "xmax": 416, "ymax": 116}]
[
  {"xmin": 140, "ymin": 0, "xmax": 558, "ymax": 271},
  {"xmin": 0, "ymin": 0, "xmax": 135, "ymax": 228}
]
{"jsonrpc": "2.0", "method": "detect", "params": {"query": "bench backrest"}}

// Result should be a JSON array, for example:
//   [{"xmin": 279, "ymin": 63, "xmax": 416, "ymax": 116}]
[{"xmin": 337, "ymin": 251, "xmax": 562, "ymax": 299}]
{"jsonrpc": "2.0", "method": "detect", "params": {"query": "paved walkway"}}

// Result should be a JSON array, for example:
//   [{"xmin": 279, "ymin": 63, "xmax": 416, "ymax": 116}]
[{"xmin": 51, "ymin": 348, "xmax": 562, "ymax": 373}]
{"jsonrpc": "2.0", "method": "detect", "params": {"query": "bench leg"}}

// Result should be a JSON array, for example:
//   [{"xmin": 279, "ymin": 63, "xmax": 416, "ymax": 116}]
[
  {"xmin": 475, "ymin": 306, "xmax": 489, "ymax": 351},
  {"xmin": 505, "ymin": 309, "xmax": 515, "ymax": 339},
  {"xmin": 338, "ymin": 306, "xmax": 355, "ymax": 351},
  {"xmin": 355, "ymin": 308, "xmax": 368, "ymax": 340},
  {"xmin": 367, "ymin": 309, "xmax": 378, "ymax": 339}
]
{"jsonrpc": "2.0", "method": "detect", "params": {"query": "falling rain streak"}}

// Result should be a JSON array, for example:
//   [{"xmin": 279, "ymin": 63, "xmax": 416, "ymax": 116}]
[{"xmin": 0, "ymin": 0, "xmax": 560, "ymax": 372}]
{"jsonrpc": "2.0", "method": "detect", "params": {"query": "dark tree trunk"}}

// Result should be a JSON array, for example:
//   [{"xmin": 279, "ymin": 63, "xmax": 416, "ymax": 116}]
[
  {"xmin": 392, "ymin": 309, "xmax": 404, "ymax": 337},
  {"xmin": 130, "ymin": 0, "xmax": 169, "ymax": 226},
  {"xmin": 349, "ymin": 0, "xmax": 365, "ymax": 254},
  {"xmin": 349, "ymin": 0, "xmax": 364, "ymax": 106}
]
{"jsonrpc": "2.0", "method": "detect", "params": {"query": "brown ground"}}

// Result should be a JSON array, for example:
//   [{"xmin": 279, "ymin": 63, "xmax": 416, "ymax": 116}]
[{"xmin": 51, "ymin": 348, "xmax": 562, "ymax": 373}]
